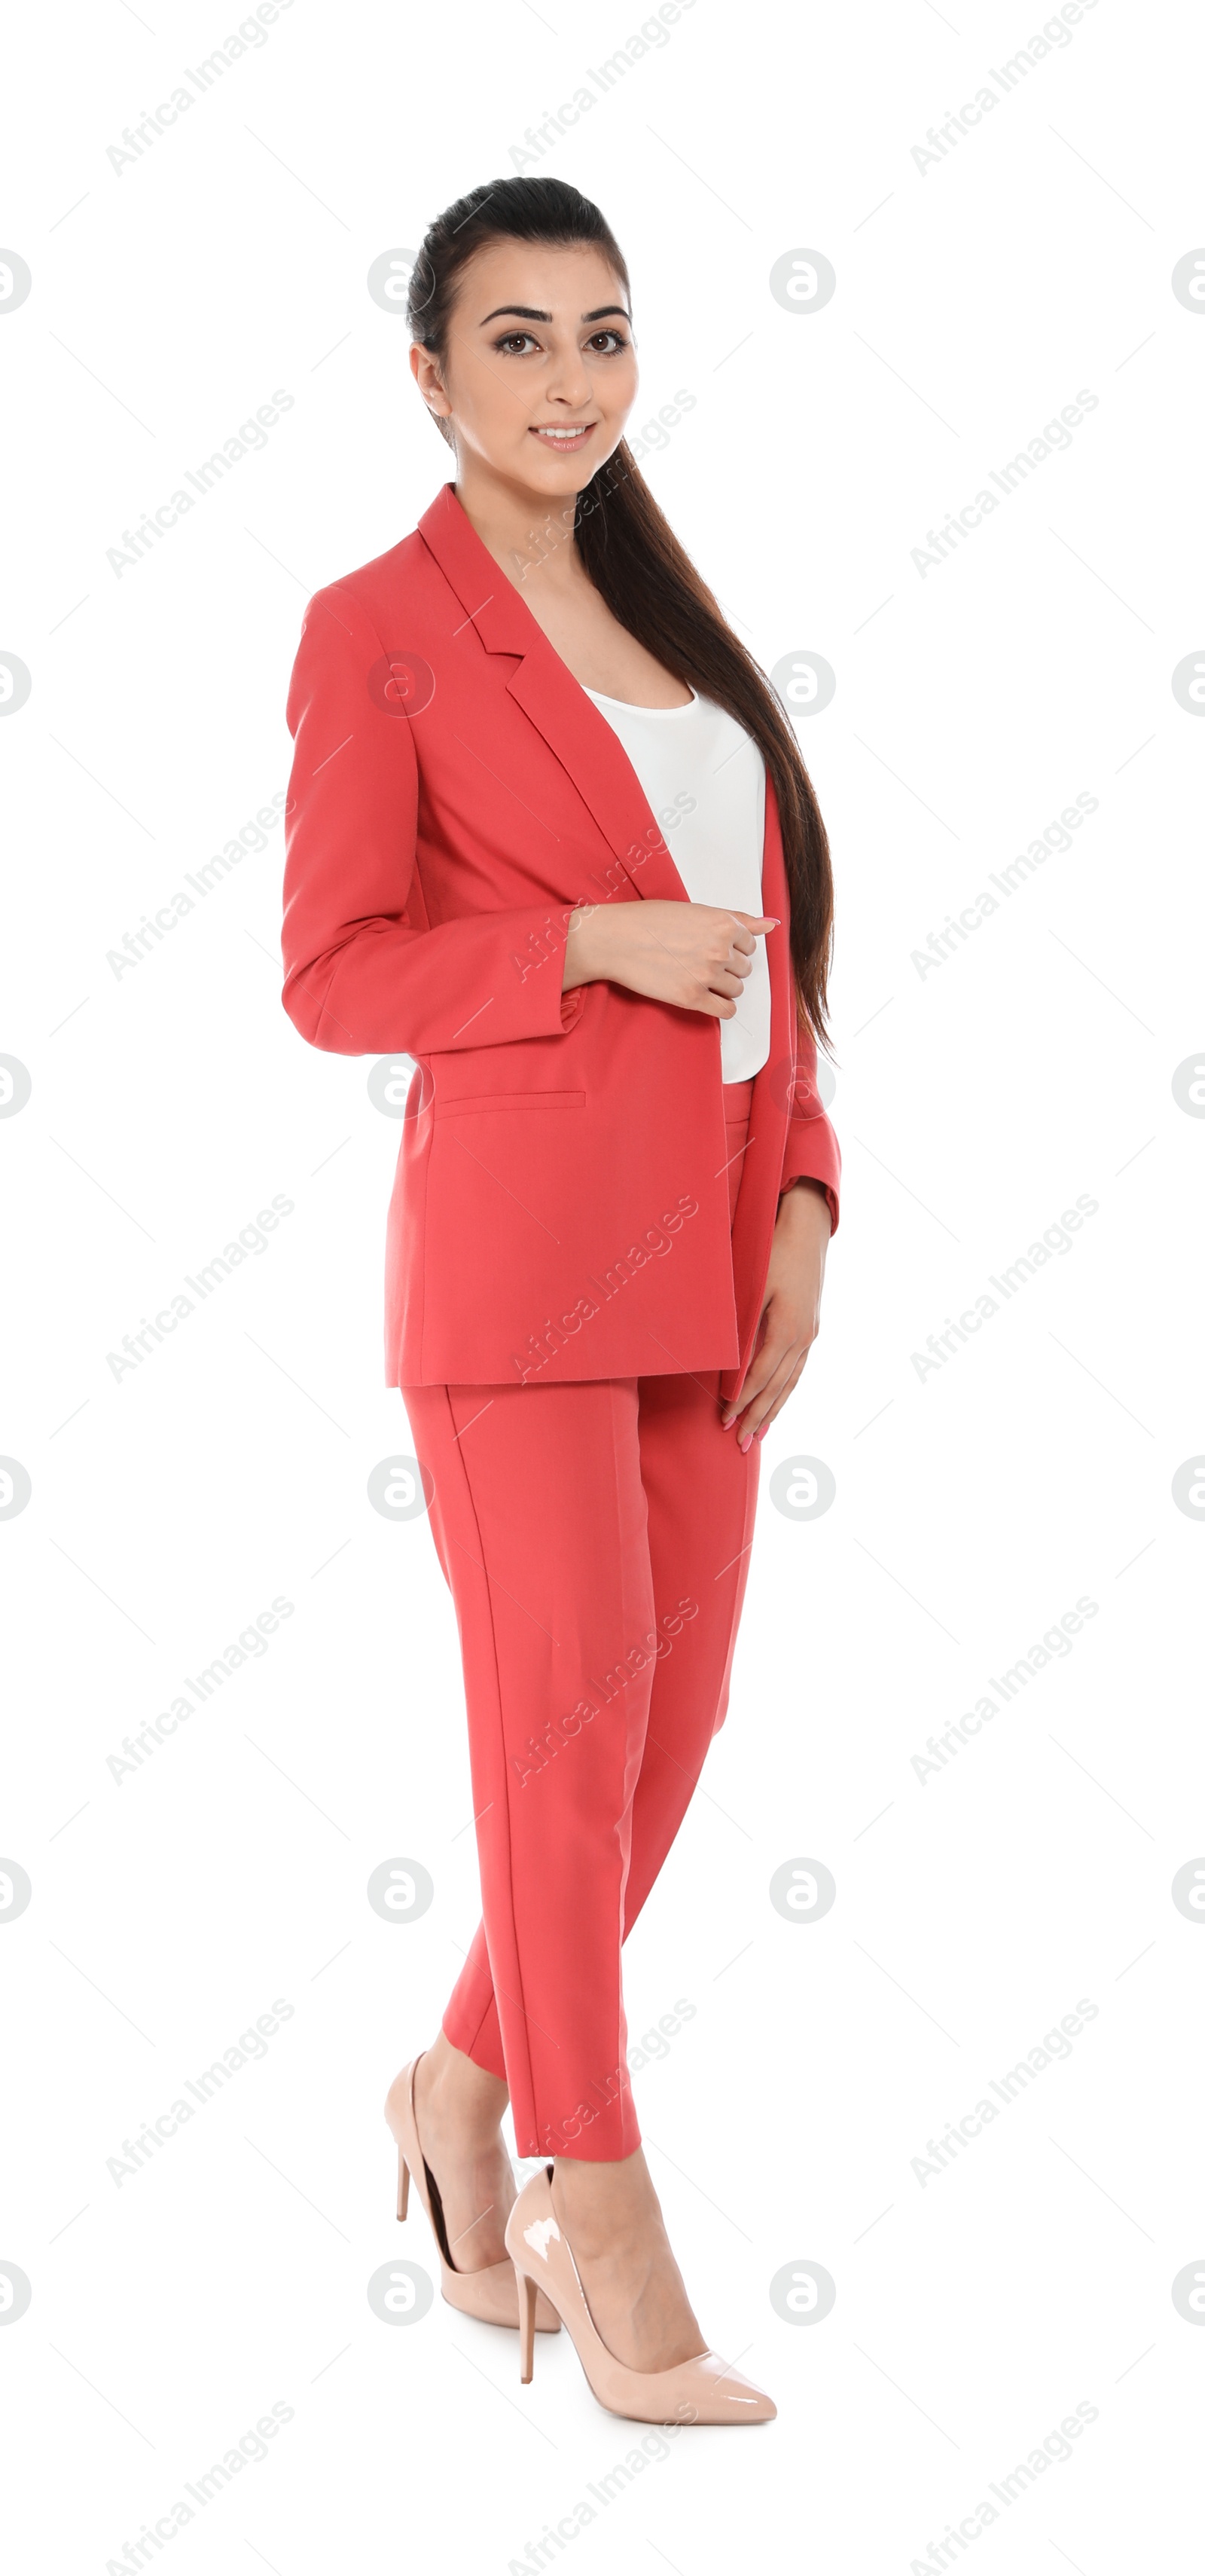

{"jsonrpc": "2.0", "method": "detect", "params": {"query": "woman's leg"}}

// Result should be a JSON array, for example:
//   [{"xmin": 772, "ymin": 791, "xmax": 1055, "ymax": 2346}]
[
  {"xmin": 402, "ymin": 1360, "xmax": 759, "ymax": 2362},
  {"xmin": 444, "ymin": 1359, "xmax": 758, "ymax": 2070},
  {"xmin": 400, "ymin": 1373, "xmax": 656, "ymax": 2164},
  {"xmin": 549, "ymin": 1358, "xmax": 760, "ymax": 2366}
]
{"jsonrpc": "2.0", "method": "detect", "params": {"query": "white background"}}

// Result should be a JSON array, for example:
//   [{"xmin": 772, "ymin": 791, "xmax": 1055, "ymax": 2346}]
[{"xmin": 3, "ymin": 1, "xmax": 1203, "ymax": 2568}]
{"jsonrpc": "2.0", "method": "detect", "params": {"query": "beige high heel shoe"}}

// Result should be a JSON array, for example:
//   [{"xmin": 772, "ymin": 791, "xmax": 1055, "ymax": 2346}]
[
  {"xmin": 504, "ymin": 2164, "xmax": 776, "ymax": 2424},
  {"xmin": 384, "ymin": 2057, "xmax": 560, "ymax": 2333}
]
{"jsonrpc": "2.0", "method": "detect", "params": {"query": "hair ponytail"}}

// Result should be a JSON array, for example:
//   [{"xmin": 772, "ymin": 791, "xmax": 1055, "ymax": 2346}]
[{"xmin": 408, "ymin": 177, "xmax": 834, "ymax": 1046}]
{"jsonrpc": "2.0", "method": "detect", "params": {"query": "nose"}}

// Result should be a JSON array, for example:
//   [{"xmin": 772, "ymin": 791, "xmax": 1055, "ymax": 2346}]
[{"xmin": 542, "ymin": 344, "xmax": 593, "ymax": 409}]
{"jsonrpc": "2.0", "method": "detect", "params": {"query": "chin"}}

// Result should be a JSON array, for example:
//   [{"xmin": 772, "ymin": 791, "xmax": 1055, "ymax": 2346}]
[{"xmin": 521, "ymin": 458, "xmax": 584, "ymax": 495}]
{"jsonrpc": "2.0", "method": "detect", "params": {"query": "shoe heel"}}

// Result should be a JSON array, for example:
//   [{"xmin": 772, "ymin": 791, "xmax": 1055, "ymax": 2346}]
[
  {"xmin": 515, "ymin": 2266, "xmax": 536, "ymax": 2384},
  {"xmin": 397, "ymin": 2148, "xmax": 410, "ymax": 2223}
]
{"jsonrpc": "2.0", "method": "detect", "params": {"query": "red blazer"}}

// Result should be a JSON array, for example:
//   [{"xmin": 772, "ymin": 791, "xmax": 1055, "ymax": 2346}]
[{"xmin": 281, "ymin": 481, "xmax": 840, "ymax": 1398}]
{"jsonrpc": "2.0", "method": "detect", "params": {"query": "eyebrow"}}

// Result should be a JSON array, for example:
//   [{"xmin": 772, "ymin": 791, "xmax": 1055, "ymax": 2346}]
[{"xmin": 478, "ymin": 304, "xmax": 631, "ymax": 327}]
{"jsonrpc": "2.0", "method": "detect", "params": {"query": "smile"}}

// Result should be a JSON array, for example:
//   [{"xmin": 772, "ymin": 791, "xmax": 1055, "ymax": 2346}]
[{"xmin": 529, "ymin": 423, "xmax": 596, "ymax": 449}]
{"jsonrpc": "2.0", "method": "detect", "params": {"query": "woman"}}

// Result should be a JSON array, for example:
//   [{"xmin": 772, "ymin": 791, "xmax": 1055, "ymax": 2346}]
[{"xmin": 281, "ymin": 176, "xmax": 840, "ymax": 2425}]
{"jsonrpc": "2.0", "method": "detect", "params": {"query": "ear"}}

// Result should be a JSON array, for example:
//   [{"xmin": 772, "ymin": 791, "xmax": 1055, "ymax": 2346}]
[{"xmin": 410, "ymin": 340, "xmax": 450, "ymax": 412}]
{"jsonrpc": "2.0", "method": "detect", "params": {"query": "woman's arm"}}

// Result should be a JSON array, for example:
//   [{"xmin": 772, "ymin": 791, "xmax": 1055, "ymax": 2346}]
[
  {"xmin": 723, "ymin": 1010, "xmax": 840, "ymax": 1444},
  {"xmin": 721, "ymin": 1181, "xmax": 831, "ymax": 1448},
  {"xmin": 282, "ymin": 585, "xmax": 589, "ymax": 1057}
]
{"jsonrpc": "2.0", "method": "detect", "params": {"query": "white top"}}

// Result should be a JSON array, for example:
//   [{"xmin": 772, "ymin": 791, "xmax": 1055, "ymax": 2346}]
[{"xmin": 582, "ymin": 684, "xmax": 770, "ymax": 1081}]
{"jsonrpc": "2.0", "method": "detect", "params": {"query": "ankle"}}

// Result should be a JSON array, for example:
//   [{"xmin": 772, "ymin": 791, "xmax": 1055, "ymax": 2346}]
[
  {"xmin": 551, "ymin": 2156, "xmax": 660, "ymax": 2252},
  {"xmin": 416, "ymin": 2037, "xmax": 508, "ymax": 2137}
]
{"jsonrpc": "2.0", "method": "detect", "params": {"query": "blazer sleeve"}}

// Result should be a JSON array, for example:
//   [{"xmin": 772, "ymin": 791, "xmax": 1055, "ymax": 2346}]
[
  {"xmin": 778, "ymin": 1007, "xmax": 841, "ymax": 1235},
  {"xmin": 281, "ymin": 583, "xmax": 586, "ymax": 1056}
]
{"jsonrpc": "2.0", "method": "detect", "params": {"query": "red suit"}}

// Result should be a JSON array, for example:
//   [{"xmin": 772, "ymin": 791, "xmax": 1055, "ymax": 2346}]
[{"xmin": 281, "ymin": 482, "xmax": 840, "ymax": 2153}]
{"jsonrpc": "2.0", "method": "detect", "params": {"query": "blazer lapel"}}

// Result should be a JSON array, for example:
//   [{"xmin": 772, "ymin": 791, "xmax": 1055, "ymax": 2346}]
[{"xmin": 417, "ymin": 480, "xmax": 690, "ymax": 905}]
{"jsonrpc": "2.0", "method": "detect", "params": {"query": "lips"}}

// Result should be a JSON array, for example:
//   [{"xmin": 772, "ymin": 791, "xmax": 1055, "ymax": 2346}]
[{"xmin": 529, "ymin": 423, "xmax": 596, "ymax": 448}]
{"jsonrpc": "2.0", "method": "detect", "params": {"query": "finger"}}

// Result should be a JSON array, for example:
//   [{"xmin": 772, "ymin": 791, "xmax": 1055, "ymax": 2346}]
[
  {"xmin": 753, "ymin": 1362, "xmax": 808, "ymax": 1441},
  {"xmin": 720, "ymin": 1337, "xmax": 795, "ymax": 1431},
  {"xmin": 739, "ymin": 1351, "xmax": 808, "ymax": 1444},
  {"xmin": 731, "ymin": 1349, "xmax": 803, "ymax": 1453},
  {"xmin": 730, "ymin": 1332, "xmax": 813, "ymax": 1438}
]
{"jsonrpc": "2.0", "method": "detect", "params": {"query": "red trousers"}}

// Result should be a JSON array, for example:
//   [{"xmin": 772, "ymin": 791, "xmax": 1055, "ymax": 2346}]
[{"xmin": 400, "ymin": 1082, "xmax": 760, "ymax": 2159}]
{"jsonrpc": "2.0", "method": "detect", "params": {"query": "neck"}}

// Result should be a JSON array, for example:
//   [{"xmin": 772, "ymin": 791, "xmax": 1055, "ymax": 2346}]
[{"xmin": 452, "ymin": 457, "xmax": 590, "ymax": 598}]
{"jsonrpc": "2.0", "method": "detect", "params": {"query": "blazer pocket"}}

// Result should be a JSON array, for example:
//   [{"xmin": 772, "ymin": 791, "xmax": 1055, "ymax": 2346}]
[{"xmin": 434, "ymin": 1089, "xmax": 586, "ymax": 1118}]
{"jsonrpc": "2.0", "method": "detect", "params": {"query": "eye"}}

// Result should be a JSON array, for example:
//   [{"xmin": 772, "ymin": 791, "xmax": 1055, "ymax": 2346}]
[
  {"xmin": 493, "ymin": 330, "xmax": 541, "ymax": 356},
  {"xmin": 586, "ymin": 329, "xmax": 629, "ymax": 353}
]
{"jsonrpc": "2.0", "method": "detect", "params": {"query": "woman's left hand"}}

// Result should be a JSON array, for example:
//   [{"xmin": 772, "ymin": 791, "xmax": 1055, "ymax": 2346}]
[{"xmin": 720, "ymin": 1181, "xmax": 831, "ymax": 1449}]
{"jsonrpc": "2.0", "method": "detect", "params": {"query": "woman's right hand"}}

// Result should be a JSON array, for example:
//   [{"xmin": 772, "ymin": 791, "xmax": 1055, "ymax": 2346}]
[{"xmin": 562, "ymin": 899, "xmax": 776, "ymax": 1019}]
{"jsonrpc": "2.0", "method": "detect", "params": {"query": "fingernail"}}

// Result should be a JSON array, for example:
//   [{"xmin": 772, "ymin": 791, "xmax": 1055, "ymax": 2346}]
[
  {"xmin": 740, "ymin": 1433, "xmax": 753, "ymax": 1453},
  {"xmin": 757, "ymin": 1426, "xmax": 767, "ymax": 1442}
]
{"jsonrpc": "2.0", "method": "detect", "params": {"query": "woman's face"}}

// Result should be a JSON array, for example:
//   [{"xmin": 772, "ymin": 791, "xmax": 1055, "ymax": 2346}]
[{"xmin": 411, "ymin": 237, "xmax": 639, "ymax": 503}]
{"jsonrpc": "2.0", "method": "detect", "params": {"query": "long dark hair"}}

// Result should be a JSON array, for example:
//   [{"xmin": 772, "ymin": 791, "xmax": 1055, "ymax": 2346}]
[{"xmin": 407, "ymin": 177, "xmax": 834, "ymax": 1046}]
